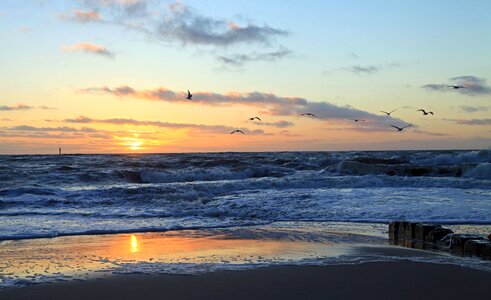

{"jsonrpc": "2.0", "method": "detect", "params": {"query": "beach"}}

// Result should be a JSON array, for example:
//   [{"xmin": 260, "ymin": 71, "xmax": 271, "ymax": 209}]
[
  {"xmin": 2, "ymin": 262, "xmax": 491, "ymax": 300},
  {"xmin": 1, "ymin": 222, "xmax": 491, "ymax": 299}
]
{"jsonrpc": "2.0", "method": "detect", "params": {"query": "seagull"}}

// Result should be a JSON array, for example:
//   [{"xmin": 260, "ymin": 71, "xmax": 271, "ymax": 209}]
[
  {"xmin": 380, "ymin": 109, "xmax": 397, "ymax": 116},
  {"xmin": 417, "ymin": 109, "xmax": 434, "ymax": 116},
  {"xmin": 248, "ymin": 117, "xmax": 261, "ymax": 121},
  {"xmin": 448, "ymin": 85, "xmax": 466, "ymax": 89},
  {"xmin": 350, "ymin": 119, "xmax": 365, "ymax": 122},
  {"xmin": 186, "ymin": 90, "xmax": 192, "ymax": 100},
  {"xmin": 390, "ymin": 124, "xmax": 412, "ymax": 132},
  {"xmin": 300, "ymin": 113, "xmax": 317, "ymax": 118},
  {"xmin": 230, "ymin": 130, "xmax": 245, "ymax": 134}
]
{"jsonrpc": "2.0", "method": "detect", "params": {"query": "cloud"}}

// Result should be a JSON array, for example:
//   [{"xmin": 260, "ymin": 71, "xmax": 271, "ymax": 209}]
[
  {"xmin": 39, "ymin": 105, "xmax": 57, "ymax": 110},
  {"xmin": 73, "ymin": 1, "xmax": 287, "ymax": 47},
  {"xmin": 217, "ymin": 49, "xmax": 291, "ymax": 67},
  {"xmin": 62, "ymin": 43, "xmax": 115, "ymax": 58},
  {"xmin": 459, "ymin": 105, "xmax": 490, "ymax": 113},
  {"xmin": 250, "ymin": 120, "xmax": 294, "ymax": 128},
  {"xmin": 0, "ymin": 125, "xmax": 111, "ymax": 140},
  {"xmin": 60, "ymin": 9, "xmax": 102, "ymax": 22},
  {"xmin": 83, "ymin": 0, "xmax": 148, "ymax": 18},
  {"xmin": 9, "ymin": 125, "xmax": 99, "ymax": 133},
  {"xmin": 444, "ymin": 118, "xmax": 491, "ymax": 126},
  {"xmin": 80, "ymin": 85, "xmax": 407, "ymax": 132},
  {"xmin": 62, "ymin": 1, "xmax": 289, "ymax": 66},
  {"xmin": 344, "ymin": 65, "xmax": 380, "ymax": 74},
  {"xmin": 1, "ymin": 118, "xmax": 13, "ymax": 121},
  {"xmin": 411, "ymin": 129, "xmax": 449, "ymax": 137},
  {"xmin": 349, "ymin": 52, "xmax": 360, "ymax": 59},
  {"xmin": 326, "ymin": 62, "xmax": 400, "ymax": 75},
  {"xmin": 422, "ymin": 76, "xmax": 491, "ymax": 96},
  {"xmin": 0, "ymin": 104, "xmax": 33, "ymax": 111},
  {"xmin": 63, "ymin": 115, "xmax": 265, "ymax": 135}
]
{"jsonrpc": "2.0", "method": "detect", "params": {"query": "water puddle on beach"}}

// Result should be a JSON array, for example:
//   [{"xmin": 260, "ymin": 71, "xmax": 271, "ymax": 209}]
[{"xmin": 0, "ymin": 222, "xmax": 490, "ymax": 289}]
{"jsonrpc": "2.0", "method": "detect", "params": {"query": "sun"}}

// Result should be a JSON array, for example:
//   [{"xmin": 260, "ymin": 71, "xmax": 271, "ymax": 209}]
[{"xmin": 129, "ymin": 140, "xmax": 143, "ymax": 150}]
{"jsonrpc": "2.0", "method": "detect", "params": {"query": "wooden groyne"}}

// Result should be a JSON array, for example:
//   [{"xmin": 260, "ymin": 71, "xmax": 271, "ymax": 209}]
[{"xmin": 389, "ymin": 221, "xmax": 491, "ymax": 260}]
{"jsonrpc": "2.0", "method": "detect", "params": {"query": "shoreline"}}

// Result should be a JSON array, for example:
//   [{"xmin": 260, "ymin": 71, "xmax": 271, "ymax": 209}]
[
  {"xmin": 2, "ymin": 221, "xmax": 490, "ymax": 243},
  {"xmin": 1, "ymin": 261, "xmax": 491, "ymax": 300},
  {"xmin": 1, "ymin": 222, "xmax": 491, "ymax": 290}
]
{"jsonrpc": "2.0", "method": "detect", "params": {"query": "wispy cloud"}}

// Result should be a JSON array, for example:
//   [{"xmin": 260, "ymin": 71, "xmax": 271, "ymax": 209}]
[
  {"xmin": 0, "ymin": 125, "xmax": 111, "ymax": 140},
  {"xmin": 62, "ymin": 43, "xmax": 115, "ymax": 58},
  {"xmin": 459, "ymin": 105, "xmax": 490, "ymax": 113},
  {"xmin": 250, "ymin": 120, "xmax": 294, "ymax": 128},
  {"xmin": 0, "ymin": 104, "xmax": 33, "ymax": 111},
  {"xmin": 63, "ymin": 116, "xmax": 265, "ymax": 135},
  {"xmin": 9, "ymin": 125, "xmax": 99, "ymax": 133},
  {"xmin": 422, "ymin": 76, "xmax": 491, "ymax": 96},
  {"xmin": 344, "ymin": 64, "xmax": 380, "ymax": 74},
  {"xmin": 158, "ymin": 4, "xmax": 287, "ymax": 47},
  {"xmin": 325, "ymin": 62, "xmax": 400, "ymax": 75},
  {"xmin": 218, "ymin": 49, "xmax": 291, "ymax": 67},
  {"xmin": 83, "ymin": 0, "xmax": 149, "ymax": 18},
  {"xmin": 59, "ymin": 9, "xmax": 102, "ymax": 22},
  {"xmin": 444, "ymin": 118, "xmax": 491, "ymax": 126}
]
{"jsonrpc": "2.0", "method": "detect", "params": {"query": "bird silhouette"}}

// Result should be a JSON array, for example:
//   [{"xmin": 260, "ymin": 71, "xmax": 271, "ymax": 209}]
[
  {"xmin": 300, "ymin": 113, "xmax": 317, "ymax": 118},
  {"xmin": 417, "ymin": 109, "xmax": 434, "ymax": 116},
  {"xmin": 186, "ymin": 90, "xmax": 192, "ymax": 100},
  {"xmin": 248, "ymin": 117, "xmax": 261, "ymax": 121},
  {"xmin": 390, "ymin": 124, "xmax": 411, "ymax": 131},
  {"xmin": 350, "ymin": 119, "xmax": 365, "ymax": 122},
  {"xmin": 380, "ymin": 109, "xmax": 397, "ymax": 116},
  {"xmin": 448, "ymin": 85, "xmax": 466, "ymax": 89},
  {"xmin": 230, "ymin": 130, "xmax": 245, "ymax": 134}
]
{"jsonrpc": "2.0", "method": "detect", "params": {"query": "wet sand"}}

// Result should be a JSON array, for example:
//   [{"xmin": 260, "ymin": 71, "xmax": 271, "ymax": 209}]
[{"xmin": 1, "ymin": 261, "xmax": 491, "ymax": 300}]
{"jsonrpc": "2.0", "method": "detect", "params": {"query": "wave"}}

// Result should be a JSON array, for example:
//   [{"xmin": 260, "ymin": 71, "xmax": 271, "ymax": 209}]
[
  {"xmin": 464, "ymin": 162, "xmax": 491, "ymax": 179},
  {"xmin": 1, "ymin": 150, "xmax": 490, "ymax": 241}
]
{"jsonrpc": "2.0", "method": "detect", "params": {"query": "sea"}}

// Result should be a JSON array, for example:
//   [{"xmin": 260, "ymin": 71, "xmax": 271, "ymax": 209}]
[{"xmin": 1, "ymin": 149, "xmax": 490, "ymax": 240}]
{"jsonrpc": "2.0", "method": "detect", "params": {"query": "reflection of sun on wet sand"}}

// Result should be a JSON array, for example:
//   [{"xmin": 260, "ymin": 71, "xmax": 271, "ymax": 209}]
[
  {"xmin": 1, "ymin": 224, "xmax": 491, "ymax": 299},
  {"xmin": 130, "ymin": 234, "xmax": 138, "ymax": 253},
  {"xmin": 0, "ymin": 228, "xmax": 353, "ymax": 286}
]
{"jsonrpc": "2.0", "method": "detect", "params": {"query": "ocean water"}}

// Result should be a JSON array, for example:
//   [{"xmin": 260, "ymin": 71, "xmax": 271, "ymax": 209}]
[{"xmin": 0, "ymin": 149, "xmax": 490, "ymax": 240}]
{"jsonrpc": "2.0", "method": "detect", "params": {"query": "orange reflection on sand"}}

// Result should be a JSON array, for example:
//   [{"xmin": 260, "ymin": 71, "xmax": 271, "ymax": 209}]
[
  {"xmin": 130, "ymin": 234, "xmax": 139, "ymax": 253},
  {"xmin": 0, "ymin": 230, "xmax": 344, "ymax": 285}
]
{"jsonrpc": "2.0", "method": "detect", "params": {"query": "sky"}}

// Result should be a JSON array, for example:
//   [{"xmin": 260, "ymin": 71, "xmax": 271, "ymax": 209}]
[{"xmin": 1, "ymin": 0, "xmax": 491, "ymax": 154}]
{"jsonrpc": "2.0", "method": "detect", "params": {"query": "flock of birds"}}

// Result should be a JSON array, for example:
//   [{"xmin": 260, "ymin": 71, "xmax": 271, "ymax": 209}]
[{"xmin": 184, "ymin": 86, "xmax": 462, "ymax": 135}]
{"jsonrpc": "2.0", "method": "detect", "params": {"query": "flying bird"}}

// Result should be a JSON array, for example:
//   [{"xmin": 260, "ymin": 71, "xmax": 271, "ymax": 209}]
[
  {"xmin": 300, "ymin": 113, "xmax": 317, "ymax": 118},
  {"xmin": 390, "ymin": 124, "xmax": 412, "ymax": 132},
  {"xmin": 448, "ymin": 85, "xmax": 466, "ymax": 89},
  {"xmin": 417, "ymin": 109, "xmax": 434, "ymax": 116},
  {"xmin": 350, "ymin": 119, "xmax": 365, "ymax": 122},
  {"xmin": 248, "ymin": 117, "xmax": 261, "ymax": 121},
  {"xmin": 186, "ymin": 90, "xmax": 192, "ymax": 100},
  {"xmin": 230, "ymin": 130, "xmax": 245, "ymax": 134},
  {"xmin": 380, "ymin": 109, "xmax": 397, "ymax": 116}
]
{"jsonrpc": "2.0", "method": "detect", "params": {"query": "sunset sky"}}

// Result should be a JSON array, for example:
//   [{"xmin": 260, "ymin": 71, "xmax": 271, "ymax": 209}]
[{"xmin": 1, "ymin": 0, "xmax": 490, "ymax": 154}]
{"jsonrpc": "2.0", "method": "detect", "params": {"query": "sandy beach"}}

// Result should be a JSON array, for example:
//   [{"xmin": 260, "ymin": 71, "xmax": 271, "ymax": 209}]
[{"xmin": 1, "ymin": 261, "xmax": 490, "ymax": 300}]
